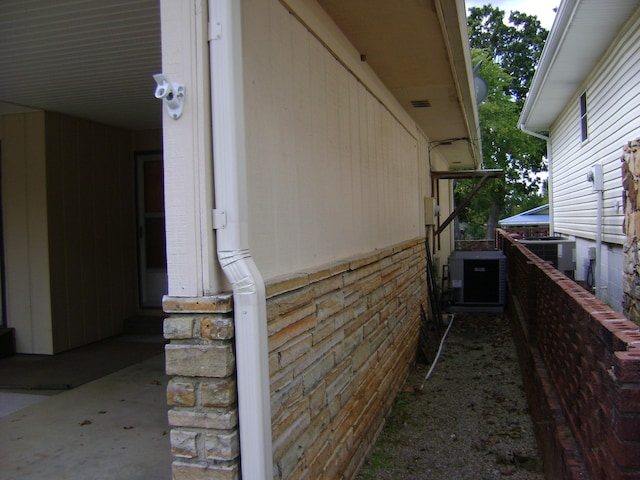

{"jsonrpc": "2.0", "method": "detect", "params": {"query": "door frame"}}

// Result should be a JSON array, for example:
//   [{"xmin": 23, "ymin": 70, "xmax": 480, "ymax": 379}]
[
  {"xmin": 135, "ymin": 150, "xmax": 167, "ymax": 308},
  {"xmin": 0, "ymin": 141, "xmax": 6, "ymax": 327}
]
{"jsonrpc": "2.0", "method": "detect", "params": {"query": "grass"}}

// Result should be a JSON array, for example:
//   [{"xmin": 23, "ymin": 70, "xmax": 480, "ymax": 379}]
[{"xmin": 356, "ymin": 377, "xmax": 424, "ymax": 478}]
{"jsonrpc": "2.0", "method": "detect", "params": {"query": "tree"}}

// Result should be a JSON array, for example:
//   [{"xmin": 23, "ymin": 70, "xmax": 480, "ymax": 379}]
[
  {"xmin": 467, "ymin": 5, "xmax": 548, "ymax": 106},
  {"xmin": 456, "ymin": 6, "xmax": 549, "ymax": 239}
]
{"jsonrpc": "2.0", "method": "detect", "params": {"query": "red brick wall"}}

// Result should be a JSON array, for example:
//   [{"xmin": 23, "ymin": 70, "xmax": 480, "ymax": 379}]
[
  {"xmin": 500, "ymin": 225, "xmax": 550, "ymax": 239},
  {"xmin": 498, "ymin": 230, "xmax": 640, "ymax": 480},
  {"xmin": 455, "ymin": 240, "xmax": 497, "ymax": 251}
]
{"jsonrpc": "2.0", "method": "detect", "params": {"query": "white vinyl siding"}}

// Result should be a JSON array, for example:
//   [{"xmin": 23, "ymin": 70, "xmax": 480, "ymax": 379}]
[
  {"xmin": 550, "ymin": 8, "xmax": 640, "ymax": 247},
  {"xmin": 243, "ymin": 0, "xmax": 430, "ymax": 280}
]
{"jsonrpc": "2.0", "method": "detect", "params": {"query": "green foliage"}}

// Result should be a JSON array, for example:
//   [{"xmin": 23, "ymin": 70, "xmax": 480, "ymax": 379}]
[
  {"xmin": 356, "ymin": 389, "xmax": 420, "ymax": 478},
  {"xmin": 467, "ymin": 5, "xmax": 548, "ymax": 106},
  {"xmin": 456, "ymin": 6, "xmax": 549, "ymax": 239}
]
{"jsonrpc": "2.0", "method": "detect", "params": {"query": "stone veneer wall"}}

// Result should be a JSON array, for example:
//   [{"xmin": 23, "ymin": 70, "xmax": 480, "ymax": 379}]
[
  {"xmin": 266, "ymin": 238, "xmax": 427, "ymax": 479},
  {"xmin": 497, "ymin": 230, "xmax": 640, "ymax": 479},
  {"xmin": 622, "ymin": 138, "xmax": 640, "ymax": 325},
  {"xmin": 162, "ymin": 238, "xmax": 428, "ymax": 479}
]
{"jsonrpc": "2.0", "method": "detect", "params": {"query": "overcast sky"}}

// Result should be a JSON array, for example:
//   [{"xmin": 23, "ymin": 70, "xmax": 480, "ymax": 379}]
[{"xmin": 464, "ymin": 0, "xmax": 559, "ymax": 29}]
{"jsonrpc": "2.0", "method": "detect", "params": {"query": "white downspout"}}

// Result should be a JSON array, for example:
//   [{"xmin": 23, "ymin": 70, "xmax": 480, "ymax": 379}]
[
  {"xmin": 519, "ymin": 124, "xmax": 553, "ymax": 234},
  {"xmin": 208, "ymin": 1, "xmax": 273, "ymax": 479}
]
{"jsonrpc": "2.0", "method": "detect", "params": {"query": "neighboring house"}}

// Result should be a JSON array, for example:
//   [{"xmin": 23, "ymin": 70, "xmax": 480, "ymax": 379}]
[
  {"xmin": 0, "ymin": 0, "xmax": 481, "ymax": 478},
  {"xmin": 519, "ymin": 0, "xmax": 640, "ymax": 313},
  {"xmin": 499, "ymin": 204, "xmax": 550, "ymax": 238}
]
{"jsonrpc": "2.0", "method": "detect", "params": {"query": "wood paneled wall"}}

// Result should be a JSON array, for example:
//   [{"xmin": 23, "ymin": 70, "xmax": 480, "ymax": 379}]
[
  {"xmin": 0, "ymin": 112, "xmax": 52, "ymax": 353},
  {"xmin": 45, "ymin": 112, "xmax": 138, "ymax": 352},
  {"xmin": 0, "ymin": 111, "xmax": 140, "ymax": 353}
]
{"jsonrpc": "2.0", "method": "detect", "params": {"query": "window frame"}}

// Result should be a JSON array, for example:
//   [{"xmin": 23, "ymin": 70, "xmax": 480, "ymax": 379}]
[{"xmin": 580, "ymin": 91, "xmax": 588, "ymax": 142}]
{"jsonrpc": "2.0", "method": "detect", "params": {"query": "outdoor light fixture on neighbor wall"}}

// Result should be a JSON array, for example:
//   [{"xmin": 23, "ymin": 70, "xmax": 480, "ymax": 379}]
[{"xmin": 153, "ymin": 73, "xmax": 185, "ymax": 119}]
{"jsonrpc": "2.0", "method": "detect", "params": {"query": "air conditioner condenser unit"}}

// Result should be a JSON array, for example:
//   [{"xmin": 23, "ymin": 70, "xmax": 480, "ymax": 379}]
[
  {"xmin": 518, "ymin": 237, "xmax": 576, "ymax": 278},
  {"xmin": 447, "ymin": 250, "xmax": 506, "ymax": 312}
]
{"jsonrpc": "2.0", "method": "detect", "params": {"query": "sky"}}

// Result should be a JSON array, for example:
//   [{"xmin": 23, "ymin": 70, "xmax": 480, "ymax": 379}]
[{"xmin": 464, "ymin": 0, "xmax": 559, "ymax": 29}]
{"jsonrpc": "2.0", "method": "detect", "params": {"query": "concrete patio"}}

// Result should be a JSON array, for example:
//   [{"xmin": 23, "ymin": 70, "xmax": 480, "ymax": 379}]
[{"xmin": 0, "ymin": 342, "xmax": 171, "ymax": 479}]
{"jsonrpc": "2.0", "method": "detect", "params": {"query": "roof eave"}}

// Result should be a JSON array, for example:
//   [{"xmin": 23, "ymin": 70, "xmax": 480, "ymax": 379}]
[
  {"xmin": 437, "ymin": 0, "xmax": 482, "ymax": 168},
  {"xmin": 520, "ymin": 0, "xmax": 639, "ymax": 133},
  {"xmin": 518, "ymin": 0, "xmax": 578, "ymax": 132},
  {"xmin": 316, "ymin": 0, "xmax": 481, "ymax": 169}
]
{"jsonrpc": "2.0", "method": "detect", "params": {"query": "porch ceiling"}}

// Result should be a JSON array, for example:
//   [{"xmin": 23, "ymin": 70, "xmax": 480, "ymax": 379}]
[
  {"xmin": 0, "ymin": 0, "xmax": 162, "ymax": 131},
  {"xmin": 0, "ymin": 0, "xmax": 481, "ymax": 169}
]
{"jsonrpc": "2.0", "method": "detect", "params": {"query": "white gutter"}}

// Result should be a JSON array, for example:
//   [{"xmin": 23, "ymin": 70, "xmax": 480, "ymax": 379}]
[
  {"xmin": 208, "ymin": 1, "xmax": 273, "ymax": 479},
  {"xmin": 519, "ymin": 124, "xmax": 553, "ymax": 235},
  {"xmin": 434, "ymin": 0, "xmax": 483, "ymax": 168}
]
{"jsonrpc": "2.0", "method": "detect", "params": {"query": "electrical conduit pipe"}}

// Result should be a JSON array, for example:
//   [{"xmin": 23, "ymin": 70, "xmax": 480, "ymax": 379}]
[
  {"xmin": 208, "ymin": 0, "xmax": 274, "ymax": 478},
  {"xmin": 591, "ymin": 163, "xmax": 604, "ymax": 299}
]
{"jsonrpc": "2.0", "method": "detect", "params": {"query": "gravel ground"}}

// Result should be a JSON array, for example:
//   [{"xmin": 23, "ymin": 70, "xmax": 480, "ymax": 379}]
[{"xmin": 356, "ymin": 313, "xmax": 545, "ymax": 480}]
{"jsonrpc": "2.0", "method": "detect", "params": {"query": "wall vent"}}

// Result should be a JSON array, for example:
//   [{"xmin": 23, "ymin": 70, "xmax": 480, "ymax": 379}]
[{"xmin": 410, "ymin": 99, "xmax": 431, "ymax": 108}]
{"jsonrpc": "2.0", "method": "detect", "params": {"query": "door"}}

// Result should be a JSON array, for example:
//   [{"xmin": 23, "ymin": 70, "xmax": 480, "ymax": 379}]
[
  {"xmin": 0, "ymin": 142, "xmax": 6, "ymax": 327},
  {"xmin": 136, "ymin": 152, "xmax": 167, "ymax": 308}
]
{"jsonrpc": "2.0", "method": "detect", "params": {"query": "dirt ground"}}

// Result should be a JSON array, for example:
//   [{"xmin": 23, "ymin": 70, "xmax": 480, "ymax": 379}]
[{"xmin": 356, "ymin": 313, "xmax": 545, "ymax": 480}]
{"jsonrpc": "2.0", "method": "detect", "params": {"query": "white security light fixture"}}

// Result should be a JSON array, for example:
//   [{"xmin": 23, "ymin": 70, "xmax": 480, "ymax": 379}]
[{"xmin": 153, "ymin": 73, "xmax": 185, "ymax": 119}]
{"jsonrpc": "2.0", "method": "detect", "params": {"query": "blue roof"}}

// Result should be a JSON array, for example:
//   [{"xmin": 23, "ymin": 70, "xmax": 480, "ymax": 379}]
[{"xmin": 499, "ymin": 204, "xmax": 549, "ymax": 226}]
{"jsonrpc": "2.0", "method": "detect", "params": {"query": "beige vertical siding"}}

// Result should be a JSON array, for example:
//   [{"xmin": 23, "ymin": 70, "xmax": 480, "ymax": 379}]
[
  {"xmin": 243, "ymin": 0, "xmax": 427, "ymax": 280},
  {"xmin": 0, "ymin": 112, "xmax": 53, "ymax": 353},
  {"xmin": 1, "ymin": 112, "xmax": 140, "ymax": 353},
  {"xmin": 133, "ymin": 129, "xmax": 162, "ymax": 152},
  {"xmin": 44, "ymin": 112, "xmax": 138, "ymax": 352},
  {"xmin": 419, "ymin": 132, "xmax": 456, "ymax": 265}
]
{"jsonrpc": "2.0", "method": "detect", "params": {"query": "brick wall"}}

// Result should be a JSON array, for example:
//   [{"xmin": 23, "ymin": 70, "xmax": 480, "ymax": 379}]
[
  {"xmin": 498, "ymin": 230, "xmax": 640, "ymax": 479},
  {"xmin": 455, "ymin": 239, "xmax": 497, "ymax": 251},
  {"xmin": 163, "ymin": 238, "xmax": 427, "ymax": 479},
  {"xmin": 500, "ymin": 225, "xmax": 550, "ymax": 239}
]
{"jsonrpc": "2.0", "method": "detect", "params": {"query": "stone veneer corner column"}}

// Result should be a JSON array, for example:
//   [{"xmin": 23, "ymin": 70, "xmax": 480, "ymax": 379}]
[
  {"xmin": 621, "ymin": 138, "xmax": 640, "ymax": 325},
  {"xmin": 163, "ymin": 294, "xmax": 240, "ymax": 480}
]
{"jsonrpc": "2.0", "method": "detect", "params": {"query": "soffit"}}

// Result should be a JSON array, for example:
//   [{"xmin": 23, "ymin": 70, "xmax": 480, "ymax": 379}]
[{"xmin": 317, "ymin": 0, "xmax": 481, "ymax": 169}]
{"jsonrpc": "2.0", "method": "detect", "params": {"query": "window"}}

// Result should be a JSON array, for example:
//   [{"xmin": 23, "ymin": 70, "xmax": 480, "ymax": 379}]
[{"xmin": 580, "ymin": 91, "xmax": 588, "ymax": 142}]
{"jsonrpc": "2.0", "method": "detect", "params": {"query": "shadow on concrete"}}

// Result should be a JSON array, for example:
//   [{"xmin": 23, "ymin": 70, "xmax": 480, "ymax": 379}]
[{"xmin": 0, "ymin": 325, "xmax": 171, "ymax": 480}]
